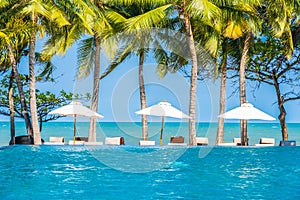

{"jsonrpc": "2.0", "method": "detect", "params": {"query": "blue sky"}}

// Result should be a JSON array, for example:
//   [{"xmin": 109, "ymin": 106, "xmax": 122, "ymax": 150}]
[
  {"xmin": 1, "ymin": 38, "xmax": 299, "ymax": 123},
  {"xmin": 38, "ymin": 43, "xmax": 300, "ymax": 123}
]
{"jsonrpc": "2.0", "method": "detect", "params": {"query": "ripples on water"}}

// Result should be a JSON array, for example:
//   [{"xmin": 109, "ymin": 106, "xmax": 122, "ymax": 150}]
[{"xmin": 0, "ymin": 146, "xmax": 300, "ymax": 199}]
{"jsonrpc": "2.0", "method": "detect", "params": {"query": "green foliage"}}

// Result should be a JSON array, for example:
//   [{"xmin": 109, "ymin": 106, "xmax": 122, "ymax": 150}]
[
  {"xmin": 76, "ymin": 38, "xmax": 95, "ymax": 79},
  {"xmin": 247, "ymin": 33, "xmax": 300, "ymax": 102},
  {"xmin": 0, "ymin": 73, "xmax": 73, "ymax": 124}
]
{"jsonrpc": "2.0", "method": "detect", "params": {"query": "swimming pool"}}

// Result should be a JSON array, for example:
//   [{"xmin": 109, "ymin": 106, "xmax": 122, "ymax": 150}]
[{"xmin": 0, "ymin": 145, "xmax": 299, "ymax": 199}]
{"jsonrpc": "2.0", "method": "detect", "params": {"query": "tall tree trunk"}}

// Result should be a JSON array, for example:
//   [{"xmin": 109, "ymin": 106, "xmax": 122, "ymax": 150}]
[
  {"xmin": 278, "ymin": 100, "xmax": 288, "ymax": 141},
  {"xmin": 7, "ymin": 44, "xmax": 33, "ymax": 136},
  {"xmin": 88, "ymin": 36, "xmax": 101, "ymax": 142},
  {"xmin": 239, "ymin": 32, "xmax": 251, "ymax": 146},
  {"xmin": 273, "ymin": 75, "xmax": 288, "ymax": 140},
  {"xmin": 216, "ymin": 41, "xmax": 228, "ymax": 144},
  {"xmin": 139, "ymin": 51, "xmax": 148, "ymax": 140},
  {"xmin": 29, "ymin": 29, "xmax": 41, "ymax": 145},
  {"xmin": 9, "ymin": 70, "xmax": 15, "ymax": 145},
  {"xmin": 39, "ymin": 115, "xmax": 42, "ymax": 132},
  {"xmin": 183, "ymin": 12, "xmax": 197, "ymax": 146}
]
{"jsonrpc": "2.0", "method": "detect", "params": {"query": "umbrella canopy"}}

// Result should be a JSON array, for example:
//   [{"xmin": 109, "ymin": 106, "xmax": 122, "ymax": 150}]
[
  {"xmin": 135, "ymin": 101, "xmax": 189, "ymax": 145},
  {"xmin": 49, "ymin": 101, "xmax": 104, "ymax": 118},
  {"xmin": 218, "ymin": 102, "xmax": 275, "ymax": 146},
  {"xmin": 135, "ymin": 101, "xmax": 190, "ymax": 119},
  {"xmin": 49, "ymin": 101, "xmax": 104, "ymax": 144},
  {"xmin": 218, "ymin": 102, "xmax": 275, "ymax": 120}
]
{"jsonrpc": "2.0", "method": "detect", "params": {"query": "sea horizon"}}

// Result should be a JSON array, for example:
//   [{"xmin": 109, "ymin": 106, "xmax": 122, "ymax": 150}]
[{"xmin": 1, "ymin": 121, "xmax": 299, "ymax": 146}]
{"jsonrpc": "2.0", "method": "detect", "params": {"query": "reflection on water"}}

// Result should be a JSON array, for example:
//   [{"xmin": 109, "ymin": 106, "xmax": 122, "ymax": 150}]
[{"xmin": 0, "ymin": 146, "xmax": 299, "ymax": 199}]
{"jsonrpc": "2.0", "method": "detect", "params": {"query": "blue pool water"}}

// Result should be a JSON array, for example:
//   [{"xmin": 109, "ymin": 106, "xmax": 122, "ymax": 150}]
[
  {"xmin": 0, "ymin": 145, "xmax": 300, "ymax": 199},
  {"xmin": 0, "ymin": 122, "xmax": 300, "ymax": 199}
]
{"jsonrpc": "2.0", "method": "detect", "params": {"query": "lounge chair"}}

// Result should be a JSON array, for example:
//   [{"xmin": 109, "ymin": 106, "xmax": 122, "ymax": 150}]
[
  {"xmin": 139, "ymin": 140, "xmax": 155, "ymax": 146},
  {"xmin": 279, "ymin": 140, "xmax": 296, "ymax": 146},
  {"xmin": 44, "ymin": 137, "xmax": 65, "ymax": 145},
  {"xmin": 68, "ymin": 140, "xmax": 85, "ymax": 145},
  {"xmin": 75, "ymin": 137, "xmax": 88, "ymax": 142},
  {"xmin": 217, "ymin": 142, "xmax": 237, "ymax": 146},
  {"xmin": 84, "ymin": 142, "xmax": 103, "ymax": 145},
  {"xmin": 217, "ymin": 138, "xmax": 239, "ymax": 146},
  {"xmin": 168, "ymin": 136, "xmax": 187, "ymax": 146},
  {"xmin": 218, "ymin": 137, "xmax": 248, "ymax": 146},
  {"xmin": 233, "ymin": 138, "xmax": 241, "ymax": 145},
  {"xmin": 196, "ymin": 137, "xmax": 208, "ymax": 146},
  {"xmin": 254, "ymin": 137, "xmax": 275, "ymax": 146},
  {"xmin": 105, "ymin": 137, "xmax": 125, "ymax": 145}
]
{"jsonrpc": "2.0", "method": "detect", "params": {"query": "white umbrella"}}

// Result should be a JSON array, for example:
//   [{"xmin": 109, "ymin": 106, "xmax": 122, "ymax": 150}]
[
  {"xmin": 49, "ymin": 101, "xmax": 104, "ymax": 144},
  {"xmin": 218, "ymin": 102, "xmax": 275, "ymax": 145},
  {"xmin": 135, "ymin": 101, "xmax": 190, "ymax": 145},
  {"xmin": 219, "ymin": 102, "xmax": 275, "ymax": 120}
]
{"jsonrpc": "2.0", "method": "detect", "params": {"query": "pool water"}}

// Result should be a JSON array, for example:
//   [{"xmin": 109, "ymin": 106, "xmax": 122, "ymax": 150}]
[{"xmin": 0, "ymin": 145, "xmax": 299, "ymax": 199}]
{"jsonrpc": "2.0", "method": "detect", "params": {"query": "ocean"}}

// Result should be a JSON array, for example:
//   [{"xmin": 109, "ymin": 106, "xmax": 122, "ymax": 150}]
[
  {"xmin": 0, "ymin": 122, "xmax": 299, "ymax": 146},
  {"xmin": 0, "ymin": 122, "xmax": 299, "ymax": 199}
]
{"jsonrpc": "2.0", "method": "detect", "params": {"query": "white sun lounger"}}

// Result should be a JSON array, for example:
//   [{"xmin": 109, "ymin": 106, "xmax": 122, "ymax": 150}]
[
  {"xmin": 217, "ymin": 142, "xmax": 237, "ymax": 146},
  {"xmin": 139, "ymin": 140, "xmax": 155, "ymax": 146},
  {"xmin": 217, "ymin": 138, "xmax": 240, "ymax": 146},
  {"xmin": 233, "ymin": 138, "xmax": 241, "ymax": 145},
  {"xmin": 196, "ymin": 137, "xmax": 208, "ymax": 146},
  {"xmin": 68, "ymin": 140, "xmax": 85, "ymax": 145},
  {"xmin": 84, "ymin": 142, "xmax": 103, "ymax": 145},
  {"xmin": 44, "ymin": 137, "xmax": 65, "ymax": 145},
  {"xmin": 105, "ymin": 137, "xmax": 125, "ymax": 145},
  {"xmin": 167, "ymin": 143, "xmax": 187, "ymax": 146},
  {"xmin": 254, "ymin": 138, "xmax": 275, "ymax": 146}
]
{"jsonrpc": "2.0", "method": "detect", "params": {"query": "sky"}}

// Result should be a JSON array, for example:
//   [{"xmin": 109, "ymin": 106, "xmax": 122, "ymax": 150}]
[
  {"xmin": 39, "ymin": 44, "xmax": 300, "ymax": 123},
  {"xmin": 1, "ymin": 33, "xmax": 299, "ymax": 123}
]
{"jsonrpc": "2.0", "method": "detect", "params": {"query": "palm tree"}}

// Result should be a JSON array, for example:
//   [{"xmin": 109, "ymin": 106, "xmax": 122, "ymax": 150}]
[
  {"xmin": 100, "ymin": 2, "xmax": 173, "ymax": 141},
  {"xmin": 42, "ymin": 1, "xmax": 126, "ymax": 142},
  {"xmin": 193, "ymin": 0, "xmax": 260, "ymax": 144},
  {"xmin": 2, "ymin": 0, "xmax": 71, "ymax": 144},
  {"xmin": 0, "ymin": 9, "xmax": 33, "ymax": 137},
  {"xmin": 107, "ymin": 0, "xmax": 220, "ymax": 145},
  {"xmin": 165, "ymin": 0, "xmax": 220, "ymax": 145},
  {"xmin": 210, "ymin": 0, "xmax": 260, "ymax": 146},
  {"xmin": 76, "ymin": 2, "xmax": 126, "ymax": 142},
  {"xmin": 18, "ymin": 0, "xmax": 70, "ymax": 144},
  {"xmin": 8, "ymin": 70, "xmax": 15, "ymax": 144}
]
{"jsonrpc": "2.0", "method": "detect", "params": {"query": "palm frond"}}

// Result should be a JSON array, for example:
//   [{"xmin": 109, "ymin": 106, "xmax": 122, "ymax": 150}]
[
  {"xmin": 76, "ymin": 37, "xmax": 95, "ymax": 79},
  {"xmin": 223, "ymin": 20, "xmax": 245, "ymax": 39},
  {"xmin": 187, "ymin": 0, "xmax": 221, "ymax": 26},
  {"xmin": 100, "ymin": 40, "xmax": 135, "ymax": 79},
  {"xmin": 125, "ymin": 4, "xmax": 173, "ymax": 31},
  {"xmin": 106, "ymin": 0, "xmax": 170, "ymax": 7},
  {"xmin": 0, "ymin": 0, "xmax": 8, "ymax": 8},
  {"xmin": 34, "ymin": 52, "xmax": 57, "ymax": 81}
]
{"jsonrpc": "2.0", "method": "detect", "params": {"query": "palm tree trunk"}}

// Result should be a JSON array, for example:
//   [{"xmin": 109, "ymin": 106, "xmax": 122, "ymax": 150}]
[
  {"xmin": 29, "ymin": 30, "xmax": 42, "ymax": 145},
  {"xmin": 273, "ymin": 74, "xmax": 288, "ymax": 140},
  {"xmin": 7, "ymin": 44, "xmax": 33, "ymax": 136},
  {"xmin": 239, "ymin": 32, "xmax": 251, "ymax": 146},
  {"xmin": 216, "ymin": 41, "xmax": 228, "ymax": 144},
  {"xmin": 88, "ymin": 36, "xmax": 101, "ymax": 142},
  {"xmin": 138, "ymin": 51, "xmax": 148, "ymax": 140},
  {"xmin": 9, "ymin": 70, "xmax": 15, "ymax": 145},
  {"xmin": 183, "ymin": 12, "xmax": 197, "ymax": 146}
]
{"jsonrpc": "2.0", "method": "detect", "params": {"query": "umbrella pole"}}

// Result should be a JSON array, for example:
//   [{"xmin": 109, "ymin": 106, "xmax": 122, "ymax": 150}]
[
  {"xmin": 160, "ymin": 116, "xmax": 165, "ymax": 146},
  {"xmin": 73, "ymin": 114, "xmax": 77, "ymax": 145}
]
